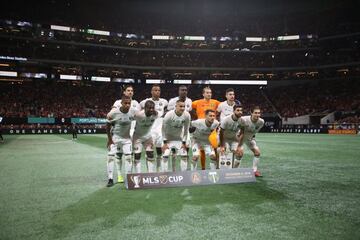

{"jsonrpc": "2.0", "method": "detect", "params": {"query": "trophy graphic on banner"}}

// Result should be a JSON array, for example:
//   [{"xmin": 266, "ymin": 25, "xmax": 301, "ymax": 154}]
[{"xmin": 131, "ymin": 175, "xmax": 142, "ymax": 188}]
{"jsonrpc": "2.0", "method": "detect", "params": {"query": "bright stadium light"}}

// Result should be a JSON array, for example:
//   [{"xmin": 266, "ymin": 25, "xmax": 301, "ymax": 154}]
[
  {"xmin": 146, "ymin": 79, "xmax": 166, "ymax": 84},
  {"xmin": 50, "ymin": 25, "xmax": 71, "ymax": 32},
  {"xmin": 173, "ymin": 79, "xmax": 192, "ymax": 84},
  {"xmin": 60, "ymin": 74, "xmax": 82, "ymax": 80},
  {"xmin": 194, "ymin": 80, "xmax": 267, "ymax": 85},
  {"xmin": 0, "ymin": 71, "xmax": 17, "ymax": 77},
  {"xmin": 152, "ymin": 35, "xmax": 170, "ymax": 40},
  {"xmin": 184, "ymin": 36, "xmax": 205, "ymax": 41},
  {"xmin": 277, "ymin": 35, "xmax": 300, "ymax": 41},
  {"xmin": 113, "ymin": 78, "xmax": 135, "ymax": 83},
  {"xmin": 91, "ymin": 76, "xmax": 111, "ymax": 82}
]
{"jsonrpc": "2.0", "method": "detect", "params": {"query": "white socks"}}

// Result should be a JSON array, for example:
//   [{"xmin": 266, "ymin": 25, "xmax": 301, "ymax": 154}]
[
  {"xmin": 107, "ymin": 156, "xmax": 115, "ymax": 179},
  {"xmin": 253, "ymin": 156, "xmax": 260, "ymax": 172}
]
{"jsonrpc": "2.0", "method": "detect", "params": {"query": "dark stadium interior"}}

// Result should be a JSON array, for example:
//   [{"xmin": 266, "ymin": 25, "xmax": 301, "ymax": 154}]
[
  {"xmin": 1, "ymin": 2, "xmax": 360, "ymax": 240},
  {"xmin": 0, "ymin": 0, "xmax": 359, "ymax": 127}
]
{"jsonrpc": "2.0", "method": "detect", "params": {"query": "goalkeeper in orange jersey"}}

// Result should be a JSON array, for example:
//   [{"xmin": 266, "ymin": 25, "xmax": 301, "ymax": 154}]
[{"xmin": 191, "ymin": 86, "xmax": 220, "ymax": 169}]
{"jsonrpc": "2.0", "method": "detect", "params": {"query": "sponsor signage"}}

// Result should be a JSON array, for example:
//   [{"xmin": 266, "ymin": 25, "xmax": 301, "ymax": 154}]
[
  {"xmin": 4, "ymin": 128, "xmax": 106, "ymax": 134},
  {"xmin": 270, "ymin": 128, "xmax": 327, "ymax": 134},
  {"xmin": 328, "ymin": 129, "xmax": 357, "ymax": 135},
  {"xmin": 126, "ymin": 168, "xmax": 255, "ymax": 190}
]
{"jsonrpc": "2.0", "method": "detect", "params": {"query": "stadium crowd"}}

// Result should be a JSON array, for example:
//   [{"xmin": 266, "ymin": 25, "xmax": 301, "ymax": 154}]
[{"xmin": 1, "ymin": 79, "xmax": 359, "ymax": 121}]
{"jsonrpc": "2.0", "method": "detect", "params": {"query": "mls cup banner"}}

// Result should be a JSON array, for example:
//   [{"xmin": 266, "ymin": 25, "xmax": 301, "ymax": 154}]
[{"xmin": 126, "ymin": 168, "xmax": 256, "ymax": 190}]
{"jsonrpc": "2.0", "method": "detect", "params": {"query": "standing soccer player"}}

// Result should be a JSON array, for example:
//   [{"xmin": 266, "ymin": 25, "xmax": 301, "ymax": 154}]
[
  {"xmin": 217, "ymin": 88, "xmax": 240, "ymax": 122},
  {"xmin": 167, "ymin": 85, "xmax": 192, "ymax": 112},
  {"xmin": 238, "ymin": 106, "xmax": 265, "ymax": 177},
  {"xmin": 71, "ymin": 123, "xmax": 78, "ymax": 140},
  {"xmin": 191, "ymin": 86, "xmax": 220, "ymax": 169},
  {"xmin": 133, "ymin": 100, "xmax": 159, "ymax": 173},
  {"xmin": 162, "ymin": 100, "xmax": 191, "ymax": 172},
  {"xmin": 108, "ymin": 85, "xmax": 140, "ymax": 183},
  {"xmin": 106, "ymin": 95, "xmax": 137, "ymax": 187},
  {"xmin": 168, "ymin": 85, "xmax": 192, "ymax": 170},
  {"xmin": 139, "ymin": 85, "xmax": 168, "ymax": 172},
  {"xmin": 218, "ymin": 104, "xmax": 244, "ymax": 168},
  {"xmin": 190, "ymin": 110, "xmax": 219, "ymax": 170}
]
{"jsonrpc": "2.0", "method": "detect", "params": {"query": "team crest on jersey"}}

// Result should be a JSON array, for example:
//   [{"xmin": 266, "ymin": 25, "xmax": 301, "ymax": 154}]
[{"xmin": 159, "ymin": 102, "xmax": 163, "ymax": 106}]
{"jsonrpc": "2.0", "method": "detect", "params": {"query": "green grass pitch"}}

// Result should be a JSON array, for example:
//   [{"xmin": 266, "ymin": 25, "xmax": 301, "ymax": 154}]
[{"xmin": 0, "ymin": 133, "xmax": 359, "ymax": 240}]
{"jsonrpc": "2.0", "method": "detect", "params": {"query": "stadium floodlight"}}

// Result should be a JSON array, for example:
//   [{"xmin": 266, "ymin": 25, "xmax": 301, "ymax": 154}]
[
  {"xmin": 194, "ymin": 80, "xmax": 267, "ymax": 85},
  {"xmin": 113, "ymin": 78, "xmax": 135, "ymax": 83},
  {"xmin": 60, "ymin": 74, "xmax": 82, "ymax": 80},
  {"xmin": 20, "ymin": 73, "xmax": 47, "ymax": 79},
  {"xmin": 184, "ymin": 36, "xmax": 205, "ymax": 41},
  {"xmin": 91, "ymin": 76, "xmax": 111, "ymax": 82},
  {"xmin": 277, "ymin": 35, "xmax": 300, "ymax": 41},
  {"xmin": 146, "ymin": 79, "xmax": 166, "ymax": 84},
  {"xmin": 246, "ymin": 37, "xmax": 267, "ymax": 42},
  {"xmin": 50, "ymin": 25, "xmax": 71, "ymax": 32},
  {"xmin": 0, "ymin": 71, "xmax": 17, "ymax": 77},
  {"xmin": 86, "ymin": 29, "xmax": 110, "ymax": 36},
  {"xmin": 152, "ymin": 35, "xmax": 170, "ymax": 40},
  {"xmin": 173, "ymin": 79, "xmax": 192, "ymax": 84}
]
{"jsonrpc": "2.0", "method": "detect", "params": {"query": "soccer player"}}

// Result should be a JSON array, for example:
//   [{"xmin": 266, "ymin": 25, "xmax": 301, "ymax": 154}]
[
  {"xmin": 191, "ymin": 86, "xmax": 220, "ymax": 169},
  {"xmin": 218, "ymin": 104, "xmax": 244, "ymax": 169},
  {"xmin": 168, "ymin": 85, "xmax": 192, "ymax": 169},
  {"xmin": 106, "ymin": 95, "xmax": 136, "ymax": 187},
  {"xmin": 71, "ymin": 123, "xmax": 78, "ymax": 140},
  {"xmin": 217, "ymin": 88, "xmax": 240, "ymax": 122},
  {"xmin": 139, "ymin": 85, "xmax": 168, "ymax": 172},
  {"xmin": 162, "ymin": 100, "xmax": 191, "ymax": 172},
  {"xmin": 167, "ymin": 85, "xmax": 192, "ymax": 112},
  {"xmin": 113, "ymin": 85, "xmax": 141, "ymax": 111},
  {"xmin": 109, "ymin": 85, "xmax": 140, "ymax": 183},
  {"xmin": 238, "ymin": 106, "xmax": 265, "ymax": 177},
  {"xmin": 133, "ymin": 100, "xmax": 159, "ymax": 173},
  {"xmin": 190, "ymin": 109, "xmax": 219, "ymax": 170}
]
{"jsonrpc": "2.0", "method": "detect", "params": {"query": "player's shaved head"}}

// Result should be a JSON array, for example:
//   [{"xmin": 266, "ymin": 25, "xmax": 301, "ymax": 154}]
[
  {"xmin": 205, "ymin": 109, "xmax": 216, "ymax": 124},
  {"xmin": 178, "ymin": 85, "xmax": 188, "ymax": 98},
  {"xmin": 144, "ymin": 100, "xmax": 156, "ymax": 116},
  {"xmin": 175, "ymin": 100, "xmax": 185, "ymax": 115},
  {"xmin": 151, "ymin": 84, "xmax": 161, "ymax": 99},
  {"xmin": 120, "ymin": 95, "xmax": 131, "ymax": 113}
]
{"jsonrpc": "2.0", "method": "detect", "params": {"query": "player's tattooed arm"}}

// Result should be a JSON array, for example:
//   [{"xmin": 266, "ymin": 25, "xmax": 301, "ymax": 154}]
[
  {"xmin": 238, "ymin": 127, "xmax": 245, "ymax": 146},
  {"xmin": 219, "ymin": 127, "xmax": 226, "ymax": 153}
]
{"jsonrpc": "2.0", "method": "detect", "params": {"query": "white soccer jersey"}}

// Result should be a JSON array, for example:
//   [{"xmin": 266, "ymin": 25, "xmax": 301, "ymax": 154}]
[
  {"xmin": 220, "ymin": 114, "xmax": 242, "ymax": 141},
  {"xmin": 113, "ymin": 99, "xmax": 141, "ymax": 111},
  {"xmin": 191, "ymin": 119, "xmax": 219, "ymax": 143},
  {"xmin": 140, "ymin": 98, "xmax": 168, "ymax": 117},
  {"xmin": 107, "ymin": 108, "xmax": 136, "ymax": 139},
  {"xmin": 162, "ymin": 110, "xmax": 191, "ymax": 142},
  {"xmin": 240, "ymin": 116, "xmax": 265, "ymax": 141},
  {"xmin": 133, "ymin": 110, "xmax": 159, "ymax": 139},
  {"xmin": 217, "ymin": 101, "xmax": 236, "ymax": 122},
  {"xmin": 167, "ymin": 97, "xmax": 192, "ymax": 112}
]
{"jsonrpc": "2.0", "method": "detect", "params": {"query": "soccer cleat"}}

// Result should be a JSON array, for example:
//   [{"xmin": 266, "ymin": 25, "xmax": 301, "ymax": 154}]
[
  {"xmin": 254, "ymin": 170, "xmax": 262, "ymax": 177},
  {"xmin": 107, "ymin": 179, "xmax": 114, "ymax": 187},
  {"xmin": 117, "ymin": 175, "xmax": 124, "ymax": 183}
]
